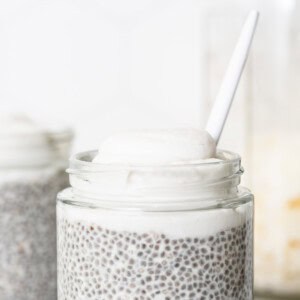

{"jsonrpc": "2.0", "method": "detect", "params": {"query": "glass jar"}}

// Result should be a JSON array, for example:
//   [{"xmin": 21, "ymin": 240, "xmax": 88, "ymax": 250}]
[
  {"xmin": 245, "ymin": 1, "xmax": 300, "ymax": 298},
  {"xmin": 57, "ymin": 149, "xmax": 254, "ymax": 299},
  {"xmin": 0, "ymin": 122, "xmax": 73, "ymax": 300}
]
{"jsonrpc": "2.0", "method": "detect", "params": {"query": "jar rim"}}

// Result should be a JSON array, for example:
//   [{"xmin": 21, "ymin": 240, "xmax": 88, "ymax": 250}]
[
  {"xmin": 47, "ymin": 126, "xmax": 74, "ymax": 143},
  {"xmin": 68, "ymin": 149, "xmax": 241, "ymax": 174},
  {"xmin": 0, "ymin": 124, "xmax": 73, "ymax": 169},
  {"xmin": 65, "ymin": 149, "xmax": 245, "ymax": 210}
]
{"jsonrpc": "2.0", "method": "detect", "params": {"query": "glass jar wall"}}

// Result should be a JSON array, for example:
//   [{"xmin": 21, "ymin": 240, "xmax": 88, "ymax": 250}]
[{"xmin": 57, "ymin": 150, "xmax": 254, "ymax": 299}]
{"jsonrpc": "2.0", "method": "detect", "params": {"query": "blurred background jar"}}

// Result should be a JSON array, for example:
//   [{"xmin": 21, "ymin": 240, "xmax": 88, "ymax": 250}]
[
  {"xmin": 199, "ymin": 0, "xmax": 300, "ymax": 298},
  {"xmin": 0, "ymin": 115, "xmax": 73, "ymax": 300},
  {"xmin": 250, "ymin": 1, "xmax": 300, "ymax": 298}
]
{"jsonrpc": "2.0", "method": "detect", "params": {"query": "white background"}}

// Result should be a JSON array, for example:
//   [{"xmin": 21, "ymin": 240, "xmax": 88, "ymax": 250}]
[
  {"xmin": 0, "ymin": 0, "xmax": 296, "ymax": 156},
  {"xmin": 0, "ymin": 0, "xmax": 258, "ymax": 152}
]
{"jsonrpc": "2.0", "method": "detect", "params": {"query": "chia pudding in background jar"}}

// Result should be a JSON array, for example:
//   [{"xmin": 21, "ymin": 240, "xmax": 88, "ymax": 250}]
[
  {"xmin": 57, "ymin": 129, "xmax": 253, "ymax": 300},
  {"xmin": 0, "ymin": 115, "xmax": 73, "ymax": 300}
]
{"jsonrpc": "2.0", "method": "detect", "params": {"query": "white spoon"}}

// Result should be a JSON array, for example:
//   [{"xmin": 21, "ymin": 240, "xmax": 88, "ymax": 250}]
[{"xmin": 206, "ymin": 10, "xmax": 259, "ymax": 144}]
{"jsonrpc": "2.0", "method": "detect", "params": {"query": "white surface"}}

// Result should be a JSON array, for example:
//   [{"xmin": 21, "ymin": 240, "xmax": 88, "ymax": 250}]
[{"xmin": 206, "ymin": 10, "xmax": 259, "ymax": 144}]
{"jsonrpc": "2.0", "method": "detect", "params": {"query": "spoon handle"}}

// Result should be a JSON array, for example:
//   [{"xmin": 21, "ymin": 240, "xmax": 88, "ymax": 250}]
[{"xmin": 206, "ymin": 10, "xmax": 259, "ymax": 144}]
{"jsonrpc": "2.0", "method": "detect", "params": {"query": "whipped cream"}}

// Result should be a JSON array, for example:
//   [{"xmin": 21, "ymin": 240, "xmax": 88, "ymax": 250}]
[
  {"xmin": 93, "ymin": 129, "xmax": 216, "ymax": 165},
  {"xmin": 0, "ymin": 114, "xmax": 72, "ymax": 168},
  {"xmin": 69, "ymin": 129, "xmax": 240, "ymax": 203}
]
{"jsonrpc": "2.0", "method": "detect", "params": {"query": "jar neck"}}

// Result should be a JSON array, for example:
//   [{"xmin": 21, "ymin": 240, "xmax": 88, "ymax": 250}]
[
  {"xmin": 0, "ymin": 126, "xmax": 73, "ymax": 169},
  {"xmin": 68, "ymin": 150, "xmax": 243, "ymax": 210}
]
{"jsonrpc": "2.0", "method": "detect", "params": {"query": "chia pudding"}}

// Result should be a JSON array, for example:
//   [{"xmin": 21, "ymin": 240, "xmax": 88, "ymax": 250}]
[
  {"xmin": 0, "ymin": 115, "xmax": 73, "ymax": 300},
  {"xmin": 57, "ymin": 129, "xmax": 254, "ymax": 300}
]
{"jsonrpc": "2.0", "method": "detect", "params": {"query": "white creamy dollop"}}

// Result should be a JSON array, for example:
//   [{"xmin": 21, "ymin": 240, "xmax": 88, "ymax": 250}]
[
  {"xmin": 67, "ymin": 129, "xmax": 246, "ymax": 238},
  {"xmin": 70, "ymin": 129, "xmax": 236, "ymax": 201},
  {"xmin": 93, "ymin": 129, "xmax": 216, "ymax": 165},
  {"xmin": 0, "ymin": 114, "xmax": 67, "ymax": 168}
]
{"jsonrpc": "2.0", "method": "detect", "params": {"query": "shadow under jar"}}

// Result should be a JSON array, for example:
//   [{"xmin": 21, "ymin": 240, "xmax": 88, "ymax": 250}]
[
  {"xmin": 0, "ymin": 124, "xmax": 73, "ymax": 300},
  {"xmin": 57, "ymin": 150, "xmax": 253, "ymax": 300}
]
